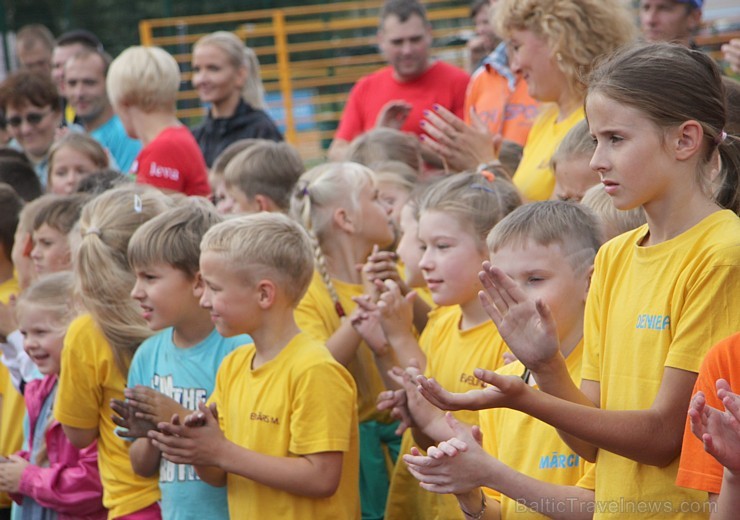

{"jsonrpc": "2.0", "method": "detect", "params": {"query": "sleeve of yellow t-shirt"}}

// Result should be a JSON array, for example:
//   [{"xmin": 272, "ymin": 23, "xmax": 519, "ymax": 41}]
[{"xmin": 54, "ymin": 315, "xmax": 103, "ymax": 429}]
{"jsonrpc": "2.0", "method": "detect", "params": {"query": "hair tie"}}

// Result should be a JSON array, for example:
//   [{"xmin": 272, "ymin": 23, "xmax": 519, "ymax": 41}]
[
  {"xmin": 298, "ymin": 185, "xmax": 310, "ymax": 199},
  {"xmin": 133, "ymin": 194, "xmax": 143, "ymax": 213},
  {"xmin": 715, "ymin": 130, "xmax": 727, "ymax": 146},
  {"xmin": 479, "ymin": 170, "xmax": 496, "ymax": 182},
  {"xmin": 84, "ymin": 226, "xmax": 101, "ymax": 237},
  {"xmin": 470, "ymin": 183, "xmax": 495, "ymax": 194}
]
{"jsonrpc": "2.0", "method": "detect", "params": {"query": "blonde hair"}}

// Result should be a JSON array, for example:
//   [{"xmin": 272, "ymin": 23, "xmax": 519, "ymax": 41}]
[
  {"xmin": 128, "ymin": 198, "xmax": 221, "ymax": 278},
  {"xmin": 210, "ymin": 138, "xmax": 262, "ymax": 178},
  {"xmin": 16, "ymin": 271, "xmax": 78, "ymax": 337},
  {"xmin": 487, "ymin": 200, "xmax": 603, "ymax": 274},
  {"xmin": 373, "ymin": 161, "xmax": 418, "ymax": 193},
  {"xmin": 194, "ymin": 31, "xmax": 266, "ymax": 109},
  {"xmin": 107, "ymin": 46, "xmax": 180, "ymax": 112},
  {"xmin": 48, "ymin": 133, "xmax": 109, "ymax": 187},
  {"xmin": 76, "ymin": 185, "xmax": 172, "ymax": 375},
  {"xmin": 419, "ymin": 170, "xmax": 522, "ymax": 248},
  {"xmin": 550, "ymin": 119, "xmax": 594, "ymax": 171},
  {"xmin": 16, "ymin": 271, "xmax": 78, "ymax": 467},
  {"xmin": 346, "ymin": 128, "xmax": 422, "ymax": 174},
  {"xmin": 33, "ymin": 193, "xmax": 90, "ymax": 234},
  {"xmin": 495, "ymin": 0, "xmax": 636, "ymax": 99},
  {"xmin": 224, "ymin": 141, "xmax": 305, "ymax": 211},
  {"xmin": 290, "ymin": 162, "xmax": 375, "ymax": 311},
  {"xmin": 201, "ymin": 212, "xmax": 314, "ymax": 305},
  {"xmin": 580, "ymin": 185, "xmax": 646, "ymax": 241}
]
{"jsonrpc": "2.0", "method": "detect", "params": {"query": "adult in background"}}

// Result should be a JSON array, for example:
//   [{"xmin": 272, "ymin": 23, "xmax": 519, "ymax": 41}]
[
  {"xmin": 328, "ymin": 0, "xmax": 469, "ymax": 161},
  {"xmin": 51, "ymin": 30, "xmax": 103, "ymax": 126},
  {"xmin": 466, "ymin": 0, "xmax": 499, "ymax": 71},
  {"xmin": 191, "ymin": 31, "xmax": 282, "ymax": 167},
  {"xmin": 422, "ymin": 0, "xmax": 635, "ymax": 201},
  {"xmin": 640, "ymin": 0, "xmax": 703, "ymax": 48},
  {"xmin": 64, "ymin": 48, "xmax": 142, "ymax": 172},
  {"xmin": 15, "ymin": 24, "xmax": 54, "ymax": 75},
  {"xmin": 0, "ymin": 71, "xmax": 62, "ymax": 189}
]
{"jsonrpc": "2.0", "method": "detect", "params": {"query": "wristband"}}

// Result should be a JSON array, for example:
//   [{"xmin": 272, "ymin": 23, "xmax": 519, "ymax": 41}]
[{"xmin": 460, "ymin": 489, "xmax": 487, "ymax": 519}]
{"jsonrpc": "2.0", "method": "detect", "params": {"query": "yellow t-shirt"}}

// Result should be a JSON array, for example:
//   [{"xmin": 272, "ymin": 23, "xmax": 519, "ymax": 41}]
[
  {"xmin": 482, "ymin": 342, "xmax": 595, "ymax": 519},
  {"xmin": 386, "ymin": 306, "xmax": 509, "ymax": 520},
  {"xmin": 295, "ymin": 270, "xmax": 390, "ymax": 423},
  {"xmin": 209, "ymin": 332, "xmax": 360, "ymax": 519},
  {"xmin": 54, "ymin": 314, "xmax": 160, "ymax": 518},
  {"xmin": 0, "ymin": 275, "xmax": 22, "ymax": 509},
  {"xmin": 582, "ymin": 210, "xmax": 740, "ymax": 519},
  {"xmin": 513, "ymin": 104, "xmax": 585, "ymax": 202}
]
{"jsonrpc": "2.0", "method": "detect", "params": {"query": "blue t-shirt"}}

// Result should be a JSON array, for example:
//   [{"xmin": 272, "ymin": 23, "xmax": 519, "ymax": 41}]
[
  {"xmin": 128, "ymin": 327, "xmax": 251, "ymax": 520},
  {"xmin": 90, "ymin": 115, "xmax": 142, "ymax": 173}
]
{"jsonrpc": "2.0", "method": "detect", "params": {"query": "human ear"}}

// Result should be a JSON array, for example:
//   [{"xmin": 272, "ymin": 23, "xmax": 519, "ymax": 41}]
[
  {"xmin": 332, "ymin": 207, "xmax": 355, "ymax": 233},
  {"xmin": 674, "ymin": 120, "xmax": 703, "ymax": 161},
  {"xmin": 192, "ymin": 272, "xmax": 205, "ymax": 298},
  {"xmin": 256, "ymin": 279, "xmax": 277, "ymax": 308}
]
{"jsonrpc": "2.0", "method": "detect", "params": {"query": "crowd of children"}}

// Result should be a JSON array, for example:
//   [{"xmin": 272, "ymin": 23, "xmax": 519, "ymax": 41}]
[{"xmin": 0, "ymin": 0, "xmax": 738, "ymax": 519}]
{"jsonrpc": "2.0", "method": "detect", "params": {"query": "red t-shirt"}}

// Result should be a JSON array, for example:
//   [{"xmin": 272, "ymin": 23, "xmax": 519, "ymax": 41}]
[
  {"xmin": 677, "ymin": 332, "xmax": 740, "ymax": 494},
  {"xmin": 132, "ymin": 126, "xmax": 211, "ymax": 196},
  {"xmin": 335, "ymin": 61, "xmax": 469, "ymax": 142}
]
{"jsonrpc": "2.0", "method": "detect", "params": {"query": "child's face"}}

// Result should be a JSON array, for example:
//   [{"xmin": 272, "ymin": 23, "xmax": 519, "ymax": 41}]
[
  {"xmin": 199, "ymin": 251, "xmax": 257, "ymax": 337},
  {"xmin": 587, "ymin": 92, "xmax": 674, "ymax": 211},
  {"xmin": 490, "ymin": 239, "xmax": 590, "ymax": 345},
  {"xmin": 212, "ymin": 178, "xmax": 236, "ymax": 215},
  {"xmin": 30, "ymin": 224, "xmax": 71, "ymax": 277},
  {"xmin": 49, "ymin": 146, "xmax": 98, "ymax": 195},
  {"xmin": 228, "ymin": 186, "xmax": 259, "ymax": 215},
  {"xmin": 377, "ymin": 181, "xmax": 410, "ymax": 228},
  {"xmin": 355, "ymin": 182, "xmax": 395, "ymax": 249},
  {"xmin": 20, "ymin": 307, "xmax": 65, "ymax": 375},
  {"xmin": 131, "ymin": 262, "xmax": 199, "ymax": 332},
  {"xmin": 418, "ymin": 210, "xmax": 487, "ymax": 307},
  {"xmin": 553, "ymin": 154, "xmax": 598, "ymax": 203},
  {"xmin": 395, "ymin": 203, "xmax": 424, "ymax": 287}
]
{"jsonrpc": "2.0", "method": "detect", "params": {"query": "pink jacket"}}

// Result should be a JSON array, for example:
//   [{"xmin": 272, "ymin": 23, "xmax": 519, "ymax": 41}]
[{"xmin": 11, "ymin": 375, "xmax": 107, "ymax": 520}]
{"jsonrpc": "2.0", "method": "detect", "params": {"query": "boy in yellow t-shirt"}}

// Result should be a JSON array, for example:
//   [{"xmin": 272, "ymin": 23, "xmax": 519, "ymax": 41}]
[
  {"xmin": 150, "ymin": 212, "xmax": 360, "ymax": 520},
  {"xmin": 405, "ymin": 201, "xmax": 603, "ymax": 518}
]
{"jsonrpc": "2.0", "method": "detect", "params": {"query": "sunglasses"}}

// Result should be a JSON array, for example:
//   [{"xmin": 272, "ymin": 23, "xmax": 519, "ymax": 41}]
[{"xmin": 7, "ymin": 110, "xmax": 52, "ymax": 128}]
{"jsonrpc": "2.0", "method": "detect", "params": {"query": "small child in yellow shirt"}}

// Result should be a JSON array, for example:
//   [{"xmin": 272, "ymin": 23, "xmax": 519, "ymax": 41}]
[{"xmin": 150, "ymin": 212, "xmax": 360, "ymax": 519}]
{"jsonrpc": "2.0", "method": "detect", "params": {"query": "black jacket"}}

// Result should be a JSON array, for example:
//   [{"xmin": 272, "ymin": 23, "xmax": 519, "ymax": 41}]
[{"xmin": 191, "ymin": 99, "xmax": 283, "ymax": 167}]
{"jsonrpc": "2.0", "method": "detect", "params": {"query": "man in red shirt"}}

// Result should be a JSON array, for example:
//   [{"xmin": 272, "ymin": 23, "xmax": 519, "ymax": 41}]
[{"xmin": 328, "ymin": 0, "xmax": 469, "ymax": 161}]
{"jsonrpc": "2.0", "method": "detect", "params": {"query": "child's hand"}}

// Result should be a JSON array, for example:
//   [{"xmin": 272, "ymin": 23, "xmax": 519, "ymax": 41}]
[
  {"xmin": 377, "ymin": 280, "xmax": 416, "ymax": 341},
  {"xmin": 416, "ymin": 369, "xmax": 529, "ymax": 412},
  {"xmin": 689, "ymin": 379, "xmax": 740, "ymax": 473},
  {"xmin": 111, "ymin": 398, "xmax": 157, "ymax": 438},
  {"xmin": 478, "ymin": 261, "xmax": 560, "ymax": 371},
  {"xmin": 0, "ymin": 455, "xmax": 29, "ymax": 493},
  {"xmin": 377, "ymin": 388, "xmax": 412, "ymax": 435},
  {"xmin": 124, "ymin": 385, "xmax": 187, "ymax": 425},
  {"xmin": 363, "ymin": 247, "xmax": 402, "ymax": 286},
  {"xmin": 350, "ymin": 296, "xmax": 391, "ymax": 357},
  {"xmin": 388, "ymin": 361, "xmax": 442, "ymax": 432},
  {"xmin": 149, "ymin": 402, "xmax": 226, "ymax": 467},
  {"xmin": 403, "ymin": 413, "xmax": 491, "ymax": 495}
]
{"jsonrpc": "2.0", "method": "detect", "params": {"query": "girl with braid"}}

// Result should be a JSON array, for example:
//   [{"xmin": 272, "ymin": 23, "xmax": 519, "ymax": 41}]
[{"xmin": 290, "ymin": 162, "xmax": 398, "ymax": 520}]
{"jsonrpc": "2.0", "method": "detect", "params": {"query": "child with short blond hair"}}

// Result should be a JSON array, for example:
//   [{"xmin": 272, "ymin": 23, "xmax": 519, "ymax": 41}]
[
  {"xmin": 149, "ymin": 212, "xmax": 360, "ymax": 519},
  {"xmin": 107, "ymin": 46, "xmax": 210, "ymax": 197},
  {"xmin": 113, "ymin": 201, "xmax": 248, "ymax": 520}
]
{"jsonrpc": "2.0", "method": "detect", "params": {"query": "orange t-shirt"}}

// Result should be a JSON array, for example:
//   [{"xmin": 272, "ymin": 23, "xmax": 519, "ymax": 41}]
[
  {"xmin": 677, "ymin": 332, "xmax": 740, "ymax": 494},
  {"xmin": 464, "ymin": 63, "xmax": 539, "ymax": 147}
]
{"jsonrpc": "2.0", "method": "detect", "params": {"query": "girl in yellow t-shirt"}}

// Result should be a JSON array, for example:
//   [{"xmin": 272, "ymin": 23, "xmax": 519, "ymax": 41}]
[
  {"xmin": 54, "ymin": 185, "xmax": 171, "ymax": 519},
  {"xmin": 378, "ymin": 171, "xmax": 521, "ymax": 520},
  {"xmin": 417, "ymin": 43, "xmax": 740, "ymax": 520},
  {"xmin": 291, "ymin": 162, "xmax": 401, "ymax": 520}
]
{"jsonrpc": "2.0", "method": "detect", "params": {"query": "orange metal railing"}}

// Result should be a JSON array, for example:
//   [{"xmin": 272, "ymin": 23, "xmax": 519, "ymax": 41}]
[{"xmin": 139, "ymin": 0, "xmax": 473, "ymax": 164}]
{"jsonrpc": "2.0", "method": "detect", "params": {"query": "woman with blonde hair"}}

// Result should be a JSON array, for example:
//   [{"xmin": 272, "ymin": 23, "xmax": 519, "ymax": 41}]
[
  {"xmin": 191, "ymin": 31, "xmax": 282, "ymax": 166},
  {"xmin": 422, "ymin": 0, "xmax": 636, "ymax": 201}
]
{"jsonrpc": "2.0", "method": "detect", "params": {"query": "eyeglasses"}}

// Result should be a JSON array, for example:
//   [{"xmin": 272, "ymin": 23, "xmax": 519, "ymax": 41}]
[{"xmin": 6, "ymin": 110, "xmax": 52, "ymax": 128}]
